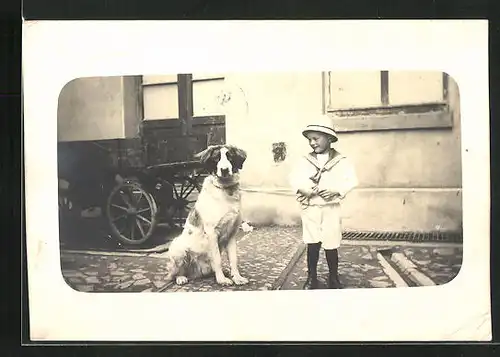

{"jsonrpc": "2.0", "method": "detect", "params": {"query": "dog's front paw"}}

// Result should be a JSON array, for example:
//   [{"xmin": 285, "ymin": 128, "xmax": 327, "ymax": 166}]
[
  {"xmin": 232, "ymin": 274, "xmax": 249, "ymax": 285},
  {"xmin": 176, "ymin": 276, "xmax": 188, "ymax": 285},
  {"xmin": 216, "ymin": 276, "xmax": 234, "ymax": 286}
]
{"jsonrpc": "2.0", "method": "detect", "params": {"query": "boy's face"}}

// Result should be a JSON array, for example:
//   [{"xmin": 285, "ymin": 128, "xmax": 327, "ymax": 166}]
[{"xmin": 305, "ymin": 131, "xmax": 332, "ymax": 154}]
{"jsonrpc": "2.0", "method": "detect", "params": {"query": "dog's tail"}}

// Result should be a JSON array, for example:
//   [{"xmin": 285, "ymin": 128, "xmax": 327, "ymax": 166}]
[{"xmin": 160, "ymin": 247, "xmax": 189, "ymax": 282}]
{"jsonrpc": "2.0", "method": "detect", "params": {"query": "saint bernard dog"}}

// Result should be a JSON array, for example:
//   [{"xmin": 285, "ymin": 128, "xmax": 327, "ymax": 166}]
[{"xmin": 162, "ymin": 144, "xmax": 250, "ymax": 286}]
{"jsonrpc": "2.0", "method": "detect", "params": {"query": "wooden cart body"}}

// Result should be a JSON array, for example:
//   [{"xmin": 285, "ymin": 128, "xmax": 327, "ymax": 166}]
[{"xmin": 58, "ymin": 115, "xmax": 226, "ymax": 246}]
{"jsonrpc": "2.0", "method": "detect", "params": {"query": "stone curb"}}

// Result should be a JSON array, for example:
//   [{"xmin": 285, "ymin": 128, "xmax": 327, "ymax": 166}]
[
  {"xmin": 61, "ymin": 239, "xmax": 462, "ymax": 259},
  {"xmin": 390, "ymin": 252, "xmax": 436, "ymax": 287},
  {"xmin": 61, "ymin": 231, "xmax": 256, "ymax": 258},
  {"xmin": 375, "ymin": 252, "xmax": 409, "ymax": 288},
  {"xmin": 60, "ymin": 249, "xmax": 164, "ymax": 258},
  {"xmin": 272, "ymin": 243, "xmax": 306, "ymax": 290}
]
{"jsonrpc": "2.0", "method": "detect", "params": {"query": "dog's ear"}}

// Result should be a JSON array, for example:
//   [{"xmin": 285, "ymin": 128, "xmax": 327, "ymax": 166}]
[
  {"xmin": 194, "ymin": 145, "xmax": 221, "ymax": 173},
  {"xmin": 227, "ymin": 145, "xmax": 247, "ymax": 171},
  {"xmin": 194, "ymin": 145, "xmax": 218, "ymax": 164}
]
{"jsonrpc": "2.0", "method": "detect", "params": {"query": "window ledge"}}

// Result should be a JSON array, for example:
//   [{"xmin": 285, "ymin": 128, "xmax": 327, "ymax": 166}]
[{"xmin": 329, "ymin": 110, "xmax": 453, "ymax": 133}]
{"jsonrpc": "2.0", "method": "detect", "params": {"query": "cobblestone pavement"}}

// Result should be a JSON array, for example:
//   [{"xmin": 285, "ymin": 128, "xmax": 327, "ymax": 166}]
[
  {"xmin": 397, "ymin": 246, "xmax": 463, "ymax": 285},
  {"xmin": 165, "ymin": 226, "xmax": 302, "ymax": 292},
  {"xmin": 280, "ymin": 245, "xmax": 395, "ymax": 290},
  {"xmin": 61, "ymin": 226, "xmax": 302, "ymax": 292},
  {"xmin": 61, "ymin": 225, "xmax": 463, "ymax": 293},
  {"xmin": 62, "ymin": 254, "xmax": 170, "ymax": 292}
]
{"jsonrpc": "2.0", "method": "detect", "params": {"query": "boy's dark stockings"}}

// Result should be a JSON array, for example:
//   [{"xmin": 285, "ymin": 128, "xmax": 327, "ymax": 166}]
[
  {"xmin": 303, "ymin": 243, "xmax": 321, "ymax": 289},
  {"xmin": 325, "ymin": 248, "xmax": 342, "ymax": 289},
  {"xmin": 303, "ymin": 243, "xmax": 342, "ymax": 289}
]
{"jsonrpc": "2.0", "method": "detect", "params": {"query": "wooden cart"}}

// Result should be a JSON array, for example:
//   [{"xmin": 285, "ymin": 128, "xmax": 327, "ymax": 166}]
[
  {"xmin": 58, "ymin": 74, "xmax": 226, "ymax": 246},
  {"xmin": 59, "ymin": 116, "xmax": 227, "ymax": 247}
]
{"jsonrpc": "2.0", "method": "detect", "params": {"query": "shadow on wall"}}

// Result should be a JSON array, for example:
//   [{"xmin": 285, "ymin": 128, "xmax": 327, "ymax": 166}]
[
  {"xmin": 241, "ymin": 192, "xmax": 301, "ymax": 227},
  {"xmin": 240, "ymin": 189, "xmax": 463, "ymax": 233}
]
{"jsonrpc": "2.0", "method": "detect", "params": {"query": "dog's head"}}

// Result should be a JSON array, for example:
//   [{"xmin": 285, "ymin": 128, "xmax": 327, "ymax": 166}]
[{"xmin": 194, "ymin": 145, "xmax": 247, "ymax": 179}]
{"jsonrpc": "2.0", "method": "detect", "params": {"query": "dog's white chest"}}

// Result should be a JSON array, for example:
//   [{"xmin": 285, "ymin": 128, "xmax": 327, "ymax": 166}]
[{"xmin": 194, "ymin": 177, "xmax": 241, "ymax": 223}]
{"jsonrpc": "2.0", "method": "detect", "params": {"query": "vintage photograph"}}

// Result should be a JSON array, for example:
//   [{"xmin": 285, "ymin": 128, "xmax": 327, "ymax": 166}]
[
  {"xmin": 57, "ymin": 70, "xmax": 463, "ymax": 293},
  {"xmin": 24, "ymin": 20, "xmax": 489, "ymax": 342}
]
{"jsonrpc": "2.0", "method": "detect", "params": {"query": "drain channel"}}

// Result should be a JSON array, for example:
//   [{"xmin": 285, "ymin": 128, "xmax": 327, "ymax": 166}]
[
  {"xmin": 378, "ymin": 248, "xmax": 437, "ymax": 287},
  {"xmin": 378, "ymin": 249, "xmax": 418, "ymax": 287}
]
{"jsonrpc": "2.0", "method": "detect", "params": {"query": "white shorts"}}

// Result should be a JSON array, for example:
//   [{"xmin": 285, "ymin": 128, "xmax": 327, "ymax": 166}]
[{"xmin": 301, "ymin": 204, "xmax": 342, "ymax": 249}]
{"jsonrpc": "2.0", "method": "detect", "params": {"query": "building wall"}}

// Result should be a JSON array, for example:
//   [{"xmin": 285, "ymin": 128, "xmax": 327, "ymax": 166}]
[
  {"xmin": 141, "ymin": 73, "xmax": 226, "ymax": 120},
  {"xmin": 58, "ymin": 76, "xmax": 141, "ymax": 141},
  {"xmin": 58, "ymin": 72, "xmax": 462, "ymax": 233},
  {"xmin": 220, "ymin": 72, "xmax": 462, "ymax": 232}
]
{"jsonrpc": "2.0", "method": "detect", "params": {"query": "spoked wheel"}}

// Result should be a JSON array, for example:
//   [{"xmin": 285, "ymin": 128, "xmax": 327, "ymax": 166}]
[
  {"xmin": 165, "ymin": 173, "xmax": 203, "ymax": 228},
  {"xmin": 106, "ymin": 180, "xmax": 158, "ymax": 245}
]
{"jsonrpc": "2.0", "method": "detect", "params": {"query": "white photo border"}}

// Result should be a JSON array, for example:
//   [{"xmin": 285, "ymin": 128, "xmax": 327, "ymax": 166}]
[{"xmin": 22, "ymin": 20, "xmax": 491, "ymax": 342}]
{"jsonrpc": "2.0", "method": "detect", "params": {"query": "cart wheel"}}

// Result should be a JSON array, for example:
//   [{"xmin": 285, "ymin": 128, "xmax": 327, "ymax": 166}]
[
  {"xmin": 106, "ymin": 181, "xmax": 158, "ymax": 245},
  {"xmin": 167, "ymin": 174, "xmax": 203, "ymax": 228}
]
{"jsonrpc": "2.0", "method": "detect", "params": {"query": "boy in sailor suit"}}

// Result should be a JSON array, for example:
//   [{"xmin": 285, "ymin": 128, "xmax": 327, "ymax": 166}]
[{"xmin": 289, "ymin": 115, "xmax": 358, "ymax": 289}]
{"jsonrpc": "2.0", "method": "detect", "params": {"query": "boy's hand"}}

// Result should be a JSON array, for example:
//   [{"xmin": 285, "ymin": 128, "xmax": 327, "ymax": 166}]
[
  {"xmin": 297, "ymin": 187, "xmax": 319, "ymax": 204},
  {"xmin": 297, "ymin": 194, "xmax": 308, "ymax": 204},
  {"xmin": 318, "ymin": 189, "xmax": 341, "ymax": 201},
  {"xmin": 297, "ymin": 187, "xmax": 318, "ymax": 198}
]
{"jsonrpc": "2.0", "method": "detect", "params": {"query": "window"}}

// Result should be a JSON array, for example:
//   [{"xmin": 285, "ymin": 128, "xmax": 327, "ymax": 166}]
[
  {"xmin": 141, "ymin": 73, "xmax": 225, "ymax": 120},
  {"xmin": 323, "ymin": 71, "xmax": 452, "ymax": 132}
]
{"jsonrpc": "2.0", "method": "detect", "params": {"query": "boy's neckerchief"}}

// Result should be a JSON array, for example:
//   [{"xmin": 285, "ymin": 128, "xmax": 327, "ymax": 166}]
[
  {"xmin": 305, "ymin": 149, "xmax": 345, "ymax": 184},
  {"xmin": 295, "ymin": 149, "xmax": 345, "ymax": 208}
]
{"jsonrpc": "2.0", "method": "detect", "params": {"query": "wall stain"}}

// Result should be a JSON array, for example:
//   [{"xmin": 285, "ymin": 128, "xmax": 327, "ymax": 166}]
[{"xmin": 272, "ymin": 142, "xmax": 287, "ymax": 163}]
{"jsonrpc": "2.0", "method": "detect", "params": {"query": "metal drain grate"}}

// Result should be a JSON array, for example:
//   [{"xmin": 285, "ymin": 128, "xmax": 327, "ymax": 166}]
[{"xmin": 342, "ymin": 230, "xmax": 463, "ymax": 243}]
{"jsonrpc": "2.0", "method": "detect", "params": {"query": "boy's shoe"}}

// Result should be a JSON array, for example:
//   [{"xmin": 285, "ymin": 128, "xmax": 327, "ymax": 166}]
[
  {"xmin": 327, "ymin": 274, "xmax": 343, "ymax": 289},
  {"xmin": 303, "ymin": 275, "xmax": 319, "ymax": 290}
]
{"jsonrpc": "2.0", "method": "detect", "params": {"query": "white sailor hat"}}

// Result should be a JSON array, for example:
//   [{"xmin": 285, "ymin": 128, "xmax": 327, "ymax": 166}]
[{"xmin": 302, "ymin": 114, "xmax": 338, "ymax": 142}]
